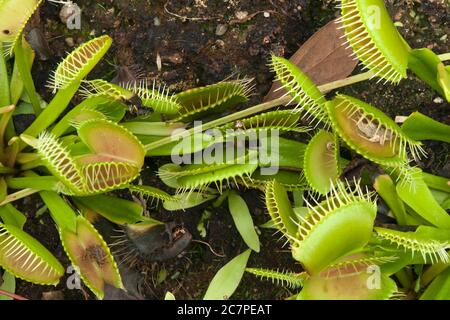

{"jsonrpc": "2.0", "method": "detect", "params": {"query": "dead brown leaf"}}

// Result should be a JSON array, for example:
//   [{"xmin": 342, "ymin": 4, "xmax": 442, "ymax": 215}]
[{"xmin": 264, "ymin": 19, "xmax": 357, "ymax": 102}]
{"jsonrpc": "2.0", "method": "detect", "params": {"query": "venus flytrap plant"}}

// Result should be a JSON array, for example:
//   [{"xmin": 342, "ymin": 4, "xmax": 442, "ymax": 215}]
[
  {"xmin": 303, "ymin": 130, "xmax": 341, "ymax": 195},
  {"xmin": 373, "ymin": 227, "xmax": 450, "ymax": 265},
  {"xmin": 0, "ymin": 217, "xmax": 64, "ymax": 285},
  {"xmin": 0, "ymin": 0, "xmax": 43, "ymax": 57},
  {"xmin": 172, "ymin": 78, "xmax": 254, "ymax": 123},
  {"xmin": 22, "ymin": 35, "xmax": 113, "ymax": 144},
  {"xmin": 337, "ymin": 0, "xmax": 450, "ymax": 101},
  {"xmin": 400, "ymin": 112, "xmax": 450, "ymax": 144},
  {"xmin": 395, "ymin": 168, "xmax": 450, "ymax": 229},
  {"xmin": 325, "ymin": 94, "xmax": 426, "ymax": 167},
  {"xmin": 249, "ymin": 179, "xmax": 405, "ymax": 299},
  {"xmin": 20, "ymin": 118, "xmax": 145, "ymax": 196},
  {"xmin": 124, "ymin": 80, "xmax": 183, "ymax": 114},
  {"xmin": 39, "ymin": 190, "xmax": 123, "ymax": 299},
  {"xmin": 0, "ymin": 0, "xmax": 449, "ymax": 300},
  {"xmin": 290, "ymin": 181, "xmax": 377, "ymax": 275},
  {"xmin": 270, "ymin": 56, "xmax": 328, "ymax": 126},
  {"xmin": 158, "ymin": 150, "xmax": 259, "ymax": 195},
  {"xmin": 297, "ymin": 255, "xmax": 399, "ymax": 300},
  {"xmin": 336, "ymin": 0, "xmax": 409, "ymax": 84}
]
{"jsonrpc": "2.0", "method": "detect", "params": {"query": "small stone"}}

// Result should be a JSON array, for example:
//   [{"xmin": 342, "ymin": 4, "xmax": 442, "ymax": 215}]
[
  {"xmin": 154, "ymin": 17, "xmax": 161, "ymax": 26},
  {"xmin": 215, "ymin": 24, "xmax": 228, "ymax": 36},
  {"xmin": 433, "ymin": 97, "xmax": 444, "ymax": 104},
  {"xmin": 235, "ymin": 10, "xmax": 248, "ymax": 20},
  {"xmin": 65, "ymin": 37, "xmax": 75, "ymax": 47},
  {"xmin": 214, "ymin": 39, "xmax": 225, "ymax": 49},
  {"xmin": 263, "ymin": 11, "xmax": 270, "ymax": 18},
  {"xmin": 59, "ymin": 3, "xmax": 79, "ymax": 24},
  {"xmin": 163, "ymin": 53, "xmax": 183, "ymax": 65}
]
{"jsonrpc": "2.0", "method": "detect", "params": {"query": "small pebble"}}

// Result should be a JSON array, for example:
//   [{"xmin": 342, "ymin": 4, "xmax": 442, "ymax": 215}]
[
  {"xmin": 59, "ymin": 2, "xmax": 79, "ymax": 24},
  {"xmin": 154, "ymin": 17, "xmax": 161, "ymax": 26},
  {"xmin": 164, "ymin": 53, "xmax": 183, "ymax": 64},
  {"xmin": 433, "ymin": 97, "xmax": 444, "ymax": 104},
  {"xmin": 65, "ymin": 37, "xmax": 75, "ymax": 47},
  {"xmin": 263, "ymin": 11, "xmax": 270, "ymax": 18},
  {"xmin": 215, "ymin": 24, "xmax": 228, "ymax": 36},
  {"xmin": 235, "ymin": 10, "xmax": 248, "ymax": 20},
  {"xmin": 214, "ymin": 39, "xmax": 225, "ymax": 49}
]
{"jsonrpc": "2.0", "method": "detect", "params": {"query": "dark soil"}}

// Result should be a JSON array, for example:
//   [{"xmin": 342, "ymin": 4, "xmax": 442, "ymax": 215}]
[{"xmin": 8, "ymin": 0, "xmax": 450, "ymax": 300}]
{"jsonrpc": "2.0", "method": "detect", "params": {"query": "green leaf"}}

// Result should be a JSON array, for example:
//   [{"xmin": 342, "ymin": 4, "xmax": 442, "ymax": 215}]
[
  {"xmin": 203, "ymin": 249, "xmax": 251, "ymax": 300},
  {"xmin": 437, "ymin": 63, "xmax": 450, "ymax": 102},
  {"xmin": 10, "ymin": 40, "xmax": 34, "ymax": 106},
  {"xmin": 7, "ymin": 176, "xmax": 59, "ymax": 191},
  {"xmin": 0, "ymin": 271, "xmax": 15, "ymax": 301},
  {"xmin": 173, "ymin": 80, "xmax": 252, "ymax": 122},
  {"xmin": 396, "ymin": 169, "xmax": 450, "ymax": 229},
  {"xmin": 420, "ymin": 266, "xmax": 450, "ymax": 300},
  {"xmin": 228, "ymin": 191, "xmax": 260, "ymax": 252},
  {"xmin": 163, "ymin": 192, "xmax": 216, "ymax": 211},
  {"xmin": 374, "ymin": 174, "xmax": 407, "ymax": 225},
  {"xmin": 0, "ymin": 44, "xmax": 10, "ymax": 107},
  {"xmin": 15, "ymin": 38, "xmax": 41, "ymax": 115},
  {"xmin": 140, "ymin": 133, "xmax": 216, "ymax": 157},
  {"xmin": 408, "ymin": 48, "xmax": 445, "ymax": 98},
  {"xmin": 51, "ymin": 96, "xmax": 127, "ymax": 138},
  {"xmin": 401, "ymin": 112, "xmax": 450, "ymax": 143},
  {"xmin": 422, "ymin": 172, "xmax": 450, "ymax": 193},
  {"xmin": 122, "ymin": 122, "xmax": 186, "ymax": 136},
  {"xmin": 40, "ymin": 190, "xmax": 77, "ymax": 232},
  {"xmin": 73, "ymin": 195, "xmax": 144, "ymax": 225},
  {"xmin": 0, "ymin": 223, "xmax": 64, "ymax": 285},
  {"xmin": 0, "ymin": 204, "xmax": 27, "ymax": 229},
  {"xmin": 164, "ymin": 292, "xmax": 176, "ymax": 300}
]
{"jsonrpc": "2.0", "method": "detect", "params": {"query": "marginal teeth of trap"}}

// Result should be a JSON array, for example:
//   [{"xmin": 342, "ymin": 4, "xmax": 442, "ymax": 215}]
[{"xmin": 337, "ymin": 0, "xmax": 403, "ymax": 84}]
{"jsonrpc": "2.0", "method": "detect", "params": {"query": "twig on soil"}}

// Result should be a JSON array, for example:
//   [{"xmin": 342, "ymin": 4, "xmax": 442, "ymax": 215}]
[
  {"xmin": 192, "ymin": 239, "xmax": 226, "ymax": 257},
  {"xmin": 164, "ymin": 1, "xmax": 221, "ymax": 21},
  {"xmin": 0, "ymin": 289, "xmax": 28, "ymax": 300}
]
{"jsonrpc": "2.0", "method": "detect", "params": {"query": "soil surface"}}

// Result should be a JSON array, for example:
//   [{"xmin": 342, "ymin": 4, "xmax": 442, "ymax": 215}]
[{"xmin": 6, "ymin": 0, "xmax": 450, "ymax": 300}]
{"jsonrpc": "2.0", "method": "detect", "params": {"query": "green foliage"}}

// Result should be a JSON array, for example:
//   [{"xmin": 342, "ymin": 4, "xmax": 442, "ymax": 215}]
[
  {"xmin": 1, "ymin": 0, "xmax": 450, "ymax": 301},
  {"xmin": 228, "ymin": 191, "xmax": 260, "ymax": 252},
  {"xmin": 203, "ymin": 249, "xmax": 251, "ymax": 300}
]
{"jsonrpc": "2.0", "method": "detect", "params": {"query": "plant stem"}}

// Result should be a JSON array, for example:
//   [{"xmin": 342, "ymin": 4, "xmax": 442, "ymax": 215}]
[
  {"xmin": 421, "ymin": 262, "xmax": 449, "ymax": 287},
  {"xmin": 0, "ymin": 105, "xmax": 14, "ymax": 151},
  {"xmin": 6, "ymin": 176, "xmax": 59, "ymax": 191},
  {"xmin": 439, "ymin": 52, "xmax": 450, "ymax": 62},
  {"xmin": 0, "ymin": 166, "xmax": 17, "ymax": 174},
  {"xmin": 21, "ymin": 81, "xmax": 80, "ymax": 150},
  {"xmin": 14, "ymin": 39, "xmax": 41, "ymax": 116},
  {"xmin": 0, "ymin": 188, "xmax": 40, "ymax": 206},
  {"xmin": 143, "ymin": 70, "xmax": 375, "ymax": 151},
  {"xmin": 144, "ymin": 52, "xmax": 450, "ymax": 152},
  {"xmin": 0, "ymin": 44, "xmax": 10, "ymax": 107},
  {"xmin": 0, "ymin": 44, "xmax": 15, "ymax": 146}
]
